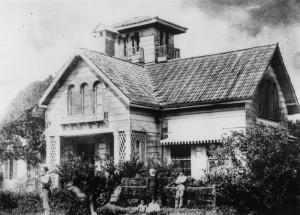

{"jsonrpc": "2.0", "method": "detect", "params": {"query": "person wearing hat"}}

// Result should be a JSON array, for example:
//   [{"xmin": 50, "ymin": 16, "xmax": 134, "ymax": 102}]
[
  {"xmin": 146, "ymin": 168, "xmax": 159, "ymax": 201},
  {"xmin": 39, "ymin": 164, "xmax": 51, "ymax": 215}
]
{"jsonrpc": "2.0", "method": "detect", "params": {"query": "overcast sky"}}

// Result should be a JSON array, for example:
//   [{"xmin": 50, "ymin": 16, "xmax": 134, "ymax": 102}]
[{"xmin": 0, "ymin": 0, "xmax": 300, "ymax": 119}]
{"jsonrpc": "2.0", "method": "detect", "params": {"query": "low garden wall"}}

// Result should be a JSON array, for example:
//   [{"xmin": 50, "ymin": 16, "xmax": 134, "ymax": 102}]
[{"xmin": 117, "ymin": 185, "xmax": 216, "ymax": 208}]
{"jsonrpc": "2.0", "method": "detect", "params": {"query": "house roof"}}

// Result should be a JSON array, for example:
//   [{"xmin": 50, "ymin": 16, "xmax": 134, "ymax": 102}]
[
  {"xmin": 79, "ymin": 49, "xmax": 159, "ymax": 107},
  {"xmin": 147, "ymin": 44, "xmax": 276, "ymax": 106},
  {"xmin": 39, "ymin": 44, "xmax": 300, "ymax": 115},
  {"xmin": 112, "ymin": 16, "xmax": 187, "ymax": 34}
]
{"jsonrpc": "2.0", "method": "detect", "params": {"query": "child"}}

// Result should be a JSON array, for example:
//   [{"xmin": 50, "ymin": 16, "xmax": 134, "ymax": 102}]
[
  {"xmin": 134, "ymin": 199, "xmax": 147, "ymax": 214},
  {"xmin": 146, "ymin": 198, "xmax": 161, "ymax": 215}
]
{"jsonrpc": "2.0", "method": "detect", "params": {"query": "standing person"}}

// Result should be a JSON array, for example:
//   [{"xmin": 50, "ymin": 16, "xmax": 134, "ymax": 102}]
[
  {"xmin": 146, "ymin": 168, "xmax": 159, "ymax": 201},
  {"xmin": 175, "ymin": 170, "xmax": 187, "ymax": 208},
  {"xmin": 39, "ymin": 164, "xmax": 51, "ymax": 215}
]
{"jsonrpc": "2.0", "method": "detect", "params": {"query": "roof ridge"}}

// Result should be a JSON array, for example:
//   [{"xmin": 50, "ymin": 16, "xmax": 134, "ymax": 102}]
[
  {"xmin": 148, "ymin": 43, "xmax": 278, "ymax": 66},
  {"xmin": 153, "ymin": 16, "xmax": 188, "ymax": 30},
  {"xmin": 78, "ymin": 47, "xmax": 145, "ymax": 68}
]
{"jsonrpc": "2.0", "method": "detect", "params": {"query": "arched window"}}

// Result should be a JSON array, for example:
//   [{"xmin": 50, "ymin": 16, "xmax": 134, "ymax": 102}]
[
  {"xmin": 81, "ymin": 83, "xmax": 90, "ymax": 114},
  {"xmin": 68, "ymin": 85, "xmax": 75, "ymax": 115},
  {"xmin": 93, "ymin": 82, "xmax": 103, "ymax": 114},
  {"xmin": 135, "ymin": 140, "xmax": 140, "ymax": 156},
  {"xmin": 134, "ymin": 32, "xmax": 140, "ymax": 51},
  {"xmin": 257, "ymin": 79, "xmax": 279, "ymax": 120}
]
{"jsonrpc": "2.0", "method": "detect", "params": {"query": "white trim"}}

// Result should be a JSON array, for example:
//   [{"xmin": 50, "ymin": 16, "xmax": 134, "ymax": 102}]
[
  {"xmin": 78, "ymin": 50, "xmax": 131, "ymax": 105},
  {"xmin": 115, "ymin": 18, "xmax": 187, "ymax": 33},
  {"xmin": 39, "ymin": 53, "xmax": 79, "ymax": 106},
  {"xmin": 160, "ymin": 138, "xmax": 220, "ymax": 145},
  {"xmin": 163, "ymin": 100, "xmax": 252, "ymax": 110},
  {"xmin": 38, "ymin": 49, "xmax": 130, "ymax": 107}
]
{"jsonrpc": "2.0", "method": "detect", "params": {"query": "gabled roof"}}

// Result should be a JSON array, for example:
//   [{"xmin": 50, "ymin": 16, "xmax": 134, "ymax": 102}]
[
  {"xmin": 145, "ymin": 44, "xmax": 299, "ymax": 114},
  {"xmin": 39, "ymin": 49, "xmax": 158, "ymax": 108},
  {"xmin": 80, "ymin": 49, "xmax": 158, "ymax": 106},
  {"xmin": 147, "ymin": 44, "xmax": 276, "ymax": 106},
  {"xmin": 39, "ymin": 44, "xmax": 300, "ymax": 115}
]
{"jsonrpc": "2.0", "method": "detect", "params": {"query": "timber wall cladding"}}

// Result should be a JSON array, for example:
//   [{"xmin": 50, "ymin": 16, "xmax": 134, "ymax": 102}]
[
  {"xmin": 130, "ymin": 108, "xmax": 160, "ymax": 159},
  {"xmin": 114, "ymin": 27, "xmax": 173, "ymax": 63},
  {"xmin": 249, "ymin": 65, "xmax": 288, "ymax": 128},
  {"xmin": 165, "ymin": 107, "xmax": 247, "ymax": 140},
  {"xmin": 45, "ymin": 59, "xmax": 130, "ymax": 136}
]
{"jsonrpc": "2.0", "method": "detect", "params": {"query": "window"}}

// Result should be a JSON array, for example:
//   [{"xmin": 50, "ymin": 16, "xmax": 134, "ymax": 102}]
[
  {"xmin": 9, "ymin": 159, "xmax": 13, "ymax": 180},
  {"xmin": 134, "ymin": 32, "xmax": 140, "ymax": 51},
  {"xmin": 93, "ymin": 82, "xmax": 103, "ymax": 114},
  {"xmin": 81, "ymin": 83, "xmax": 91, "ymax": 114},
  {"xmin": 257, "ymin": 79, "xmax": 279, "ymax": 120},
  {"xmin": 118, "ymin": 36, "xmax": 122, "ymax": 46},
  {"xmin": 171, "ymin": 145, "xmax": 191, "ymax": 175},
  {"xmin": 159, "ymin": 30, "xmax": 164, "ymax": 46},
  {"xmin": 68, "ymin": 85, "xmax": 76, "ymax": 115},
  {"xmin": 165, "ymin": 33, "xmax": 169, "ymax": 46}
]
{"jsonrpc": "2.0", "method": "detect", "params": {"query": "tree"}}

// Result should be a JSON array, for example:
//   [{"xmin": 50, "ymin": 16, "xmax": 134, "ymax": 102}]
[
  {"xmin": 288, "ymin": 119, "xmax": 300, "ymax": 139},
  {"xmin": 0, "ymin": 76, "xmax": 53, "ymax": 165},
  {"xmin": 208, "ymin": 124, "xmax": 300, "ymax": 213},
  {"xmin": 59, "ymin": 155, "xmax": 126, "ymax": 215}
]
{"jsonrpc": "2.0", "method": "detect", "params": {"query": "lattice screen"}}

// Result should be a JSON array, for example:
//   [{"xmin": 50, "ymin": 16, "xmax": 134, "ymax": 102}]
[
  {"xmin": 131, "ymin": 131, "xmax": 146, "ymax": 162},
  {"xmin": 118, "ymin": 131, "xmax": 126, "ymax": 162},
  {"xmin": 49, "ymin": 136, "xmax": 57, "ymax": 186}
]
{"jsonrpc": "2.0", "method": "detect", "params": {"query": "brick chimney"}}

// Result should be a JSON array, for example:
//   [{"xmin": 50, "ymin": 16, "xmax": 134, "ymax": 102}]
[{"xmin": 91, "ymin": 24, "xmax": 118, "ymax": 56}]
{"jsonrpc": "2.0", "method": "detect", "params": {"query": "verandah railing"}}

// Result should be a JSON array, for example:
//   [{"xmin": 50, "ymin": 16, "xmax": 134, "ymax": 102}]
[
  {"xmin": 156, "ymin": 45, "xmax": 180, "ymax": 60},
  {"xmin": 116, "ymin": 47, "xmax": 144, "ymax": 62}
]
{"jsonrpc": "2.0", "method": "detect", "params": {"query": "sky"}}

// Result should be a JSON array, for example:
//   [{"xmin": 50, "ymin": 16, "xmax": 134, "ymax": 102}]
[{"xmin": 0, "ymin": 0, "xmax": 300, "ymax": 120}]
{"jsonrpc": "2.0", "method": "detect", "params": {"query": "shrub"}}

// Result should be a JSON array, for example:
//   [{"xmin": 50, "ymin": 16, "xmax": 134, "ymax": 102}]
[
  {"xmin": 0, "ymin": 191, "xmax": 19, "ymax": 212},
  {"xmin": 59, "ymin": 154, "xmax": 122, "ymax": 214},
  {"xmin": 208, "ymin": 124, "xmax": 300, "ymax": 214}
]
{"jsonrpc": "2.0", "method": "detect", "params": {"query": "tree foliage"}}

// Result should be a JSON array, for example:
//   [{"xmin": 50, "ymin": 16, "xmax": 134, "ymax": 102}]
[
  {"xmin": 288, "ymin": 119, "xmax": 300, "ymax": 139},
  {"xmin": 208, "ymin": 124, "xmax": 300, "ymax": 213},
  {"xmin": 59, "ymin": 155, "xmax": 123, "ymax": 214},
  {"xmin": 0, "ymin": 75, "xmax": 53, "ymax": 165}
]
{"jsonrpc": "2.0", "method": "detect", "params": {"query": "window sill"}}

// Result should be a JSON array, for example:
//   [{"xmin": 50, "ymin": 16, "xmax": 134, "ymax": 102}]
[
  {"xmin": 256, "ymin": 117, "xmax": 280, "ymax": 126},
  {"xmin": 61, "ymin": 113, "xmax": 105, "ymax": 125}
]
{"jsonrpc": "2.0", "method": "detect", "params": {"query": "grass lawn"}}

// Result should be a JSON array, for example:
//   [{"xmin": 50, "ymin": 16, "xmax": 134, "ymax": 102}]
[{"xmin": 0, "ymin": 207, "xmax": 237, "ymax": 215}]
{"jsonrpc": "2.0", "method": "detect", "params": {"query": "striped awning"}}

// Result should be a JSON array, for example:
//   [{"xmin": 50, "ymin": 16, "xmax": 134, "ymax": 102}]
[{"xmin": 160, "ymin": 137, "xmax": 221, "ymax": 145}]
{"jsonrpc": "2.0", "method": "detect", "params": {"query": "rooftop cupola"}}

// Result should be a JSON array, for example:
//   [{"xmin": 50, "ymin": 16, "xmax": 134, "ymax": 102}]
[{"xmin": 92, "ymin": 16, "xmax": 187, "ymax": 64}]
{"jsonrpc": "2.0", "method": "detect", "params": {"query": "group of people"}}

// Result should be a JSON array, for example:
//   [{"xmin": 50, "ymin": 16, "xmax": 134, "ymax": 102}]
[
  {"xmin": 35, "ymin": 164, "xmax": 188, "ymax": 215},
  {"xmin": 133, "ymin": 168, "xmax": 188, "ymax": 214},
  {"xmin": 134, "ymin": 198, "xmax": 161, "ymax": 214}
]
